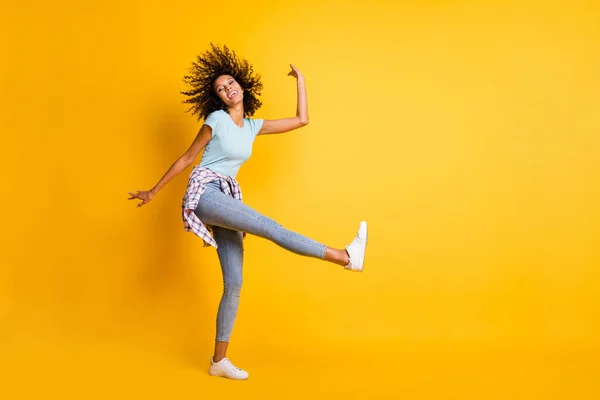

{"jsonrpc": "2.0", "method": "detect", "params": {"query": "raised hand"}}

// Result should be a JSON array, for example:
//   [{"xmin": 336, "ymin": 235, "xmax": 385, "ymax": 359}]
[{"xmin": 287, "ymin": 64, "xmax": 303, "ymax": 79}]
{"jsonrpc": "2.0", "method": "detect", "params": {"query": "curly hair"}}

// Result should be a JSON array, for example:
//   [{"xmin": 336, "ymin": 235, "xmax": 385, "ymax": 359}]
[{"xmin": 181, "ymin": 43, "xmax": 263, "ymax": 120}]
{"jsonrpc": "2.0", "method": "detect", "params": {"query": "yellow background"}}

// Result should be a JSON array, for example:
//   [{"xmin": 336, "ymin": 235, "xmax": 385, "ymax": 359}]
[{"xmin": 1, "ymin": 0, "xmax": 599, "ymax": 398}]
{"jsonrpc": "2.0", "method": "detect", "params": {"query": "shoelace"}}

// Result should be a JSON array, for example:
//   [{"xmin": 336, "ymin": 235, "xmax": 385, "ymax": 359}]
[{"xmin": 224, "ymin": 359, "xmax": 242, "ymax": 371}]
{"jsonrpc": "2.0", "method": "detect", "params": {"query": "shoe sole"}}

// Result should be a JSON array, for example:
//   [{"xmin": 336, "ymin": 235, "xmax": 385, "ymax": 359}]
[
  {"xmin": 352, "ymin": 222, "xmax": 368, "ymax": 272},
  {"xmin": 359, "ymin": 222, "xmax": 368, "ymax": 272},
  {"xmin": 209, "ymin": 369, "xmax": 249, "ymax": 380}
]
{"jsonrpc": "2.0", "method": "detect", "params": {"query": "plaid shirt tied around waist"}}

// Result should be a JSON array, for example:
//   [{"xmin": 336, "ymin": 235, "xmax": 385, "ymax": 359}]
[{"xmin": 181, "ymin": 166, "xmax": 244, "ymax": 248}]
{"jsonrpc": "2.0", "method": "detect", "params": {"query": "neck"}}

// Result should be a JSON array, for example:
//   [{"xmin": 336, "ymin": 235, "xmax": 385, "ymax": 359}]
[{"xmin": 227, "ymin": 105, "xmax": 244, "ymax": 126}]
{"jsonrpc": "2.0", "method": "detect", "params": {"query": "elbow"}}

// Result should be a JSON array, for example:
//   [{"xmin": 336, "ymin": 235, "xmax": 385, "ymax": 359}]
[
  {"xmin": 300, "ymin": 118, "xmax": 309, "ymax": 126},
  {"xmin": 181, "ymin": 155, "xmax": 193, "ymax": 168}
]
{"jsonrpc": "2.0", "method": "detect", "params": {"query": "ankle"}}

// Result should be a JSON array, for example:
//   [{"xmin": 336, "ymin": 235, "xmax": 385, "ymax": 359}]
[
  {"xmin": 337, "ymin": 248, "xmax": 349, "ymax": 266},
  {"xmin": 324, "ymin": 247, "xmax": 349, "ymax": 266},
  {"xmin": 213, "ymin": 355, "xmax": 225, "ymax": 363}
]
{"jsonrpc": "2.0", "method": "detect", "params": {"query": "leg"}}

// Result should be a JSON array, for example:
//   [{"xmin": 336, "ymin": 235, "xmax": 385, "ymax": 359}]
[
  {"xmin": 208, "ymin": 225, "xmax": 251, "ymax": 380},
  {"xmin": 195, "ymin": 186, "xmax": 348, "ymax": 264},
  {"xmin": 212, "ymin": 225, "xmax": 244, "ymax": 362}
]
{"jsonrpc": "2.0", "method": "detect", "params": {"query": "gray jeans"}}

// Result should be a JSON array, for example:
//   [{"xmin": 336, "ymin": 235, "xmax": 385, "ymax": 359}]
[{"xmin": 194, "ymin": 180, "xmax": 327, "ymax": 342}]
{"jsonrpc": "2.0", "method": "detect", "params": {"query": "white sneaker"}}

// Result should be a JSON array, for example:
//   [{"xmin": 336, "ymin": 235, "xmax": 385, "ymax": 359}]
[
  {"xmin": 345, "ymin": 221, "xmax": 368, "ymax": 272},
  {"xmin": 209, "ymin": 357, "xmax": 249, "ymax": 380}
]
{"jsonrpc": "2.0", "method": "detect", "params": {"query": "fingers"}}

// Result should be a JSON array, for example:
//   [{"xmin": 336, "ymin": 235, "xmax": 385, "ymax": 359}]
[
  {"xmin": 128, "ymin": 191, "xmax": 147, "ymax": 204},
  {"xmin": 288, "ymin": 64, "xmax": 302, "ymax": 79},
  {"xmin": 128, "ymin": 190, "xmax": 150, "ymax": 207}
]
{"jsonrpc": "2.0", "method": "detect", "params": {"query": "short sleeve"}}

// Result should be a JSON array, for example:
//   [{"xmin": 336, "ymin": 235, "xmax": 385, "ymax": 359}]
[
  {"xmin": 248, "ymin": 118, "xmax": 264, "ymax": 139},
  {"xmin": 203, "ymin": 111, "xmax": 221, "ymax": 136}
]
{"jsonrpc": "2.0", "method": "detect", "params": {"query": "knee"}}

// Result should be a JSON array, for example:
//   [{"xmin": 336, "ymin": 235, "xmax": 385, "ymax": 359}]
[
  {"xmin": 258, "ymin": 215, "xmax": 283, "ymax": 237},
  {"xmin": 223, "ymin": 279, "xmax": 243, "ymax": 296}
]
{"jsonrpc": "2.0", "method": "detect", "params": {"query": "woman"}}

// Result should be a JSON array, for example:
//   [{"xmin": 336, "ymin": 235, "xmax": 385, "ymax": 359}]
[{"xmin": 128, "ymin": 44, "xmax": 368, "ymax": 380}]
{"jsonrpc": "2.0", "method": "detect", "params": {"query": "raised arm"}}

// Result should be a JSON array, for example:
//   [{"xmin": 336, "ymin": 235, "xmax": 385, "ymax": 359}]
[
  {"xmin": 257, "ymin": 64, "xmax": 309, "ymax": 135},
  {"xmin": 128, "ymin": 124, "xmax": 213, "ymax": 207}
]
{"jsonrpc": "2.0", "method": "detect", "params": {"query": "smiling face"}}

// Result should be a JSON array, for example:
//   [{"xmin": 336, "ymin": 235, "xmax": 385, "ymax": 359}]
[{"xmin": 213, "ymin": 75, "xmax": 244, "ymax": 108}]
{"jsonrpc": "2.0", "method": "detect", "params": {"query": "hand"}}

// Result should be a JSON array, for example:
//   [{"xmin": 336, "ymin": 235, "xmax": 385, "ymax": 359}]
[
  {"xmin": 128, "ymin": 190, "xmax": 154, "ymax": 207},
  {"xmin": 287, "ymin": 64, "xmax": 303, "ymax": 80}
]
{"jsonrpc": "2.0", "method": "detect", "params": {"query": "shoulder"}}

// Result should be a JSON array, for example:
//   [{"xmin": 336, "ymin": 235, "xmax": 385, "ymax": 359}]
[
  {"xmin": 205, "ymin": 109, "xmax": 227, "ymax": 122},
  {"xmin": 244, "ymin": 115, "xmax": 262, "ymax": 122},
  {"xmin": 204, "ymin": 110, "xmax": 226, "ymax": 132},
  {"xmin": 244, "ymin": 116, "xmax": 264, "ymax": 136}
]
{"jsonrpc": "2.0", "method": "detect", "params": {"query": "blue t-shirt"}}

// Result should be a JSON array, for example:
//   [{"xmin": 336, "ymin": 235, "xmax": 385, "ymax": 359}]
[{"xmin": 199, "ymin": 110, "xmax": 264, "ymax": 178}]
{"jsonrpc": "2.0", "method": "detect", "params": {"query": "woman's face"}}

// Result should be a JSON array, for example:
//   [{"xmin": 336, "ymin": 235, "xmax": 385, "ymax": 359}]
[{"xmin": 213, "ymin": 75, "xmax": 244, "ymax": 107}]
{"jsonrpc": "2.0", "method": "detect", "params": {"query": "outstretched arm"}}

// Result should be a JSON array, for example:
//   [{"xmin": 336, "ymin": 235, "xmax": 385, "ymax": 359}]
[
  {"xmin": 258, "ymin": 64, "xmax": 309, "ymax": 135},
  {"xmin": 127, "ymin": 124, "xmax": 213, "ymax": 207}
]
